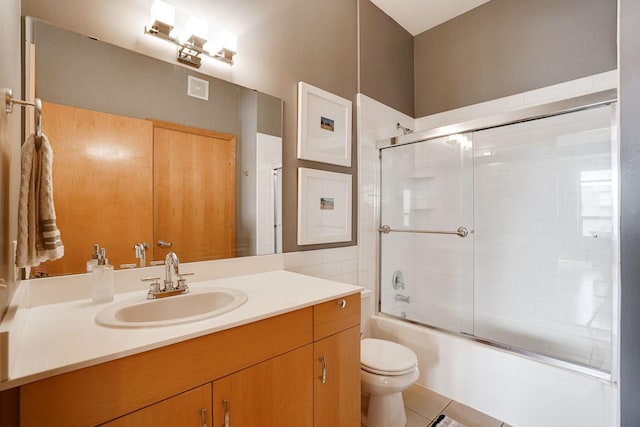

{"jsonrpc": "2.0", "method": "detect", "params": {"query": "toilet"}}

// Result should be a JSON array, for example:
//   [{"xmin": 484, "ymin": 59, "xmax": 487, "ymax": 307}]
[{"xmin": 361, "ymin": 338, "xmax": 419, "ymax": 427}]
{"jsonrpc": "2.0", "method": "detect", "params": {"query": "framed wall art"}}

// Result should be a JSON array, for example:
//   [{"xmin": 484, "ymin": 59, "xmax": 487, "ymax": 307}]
[
  {"xmin": 297, "ymin": 82, "xmax": 352, "ymax": 167},
  {"xmin": 297, "ymin": 167, "xmax": 352, "ymax": 245}
]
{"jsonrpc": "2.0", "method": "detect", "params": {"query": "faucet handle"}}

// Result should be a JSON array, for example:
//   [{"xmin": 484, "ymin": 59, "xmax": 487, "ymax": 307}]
[
  {"xmin": 176, "ymin": 272, "xmax": 194, "ymax": 289},
  {"xmin": 142, "ymin": 276, "xmax": 161, "ymax": 293}
]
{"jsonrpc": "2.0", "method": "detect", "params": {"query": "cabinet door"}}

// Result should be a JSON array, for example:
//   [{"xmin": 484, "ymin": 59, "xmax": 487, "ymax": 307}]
[
  {"xmin": 314, "ymin": 326, "xmax": 361, "ymax": 427},
  {"xmin": 213, "ymin": 344, "xmax": 313, "ymax": 427},
  {"xmin": 102, "ymin": 383, "xmax": 211, "ymax": 426}
]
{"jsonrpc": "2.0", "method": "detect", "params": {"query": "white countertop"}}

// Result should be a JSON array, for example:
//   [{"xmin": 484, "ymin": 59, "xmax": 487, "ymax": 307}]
[{"xmin": 0, "ymin": 270, "xmax": 361, "ymax": 390}]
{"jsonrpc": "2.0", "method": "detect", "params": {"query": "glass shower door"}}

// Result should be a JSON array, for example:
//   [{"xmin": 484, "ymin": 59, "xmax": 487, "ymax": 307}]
[
  {"xmin": 472, "ymin": 105, "xmax": 616, "ymax": 371},
  {"xmin": 379, "ymin": 133, "xmax": 474, "ymax": 334}
]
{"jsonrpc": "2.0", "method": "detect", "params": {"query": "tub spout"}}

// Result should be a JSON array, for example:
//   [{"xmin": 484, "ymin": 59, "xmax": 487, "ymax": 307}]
[{"xmin": 395, "ymin": 294, "xmax": 410, "ymax": 303}]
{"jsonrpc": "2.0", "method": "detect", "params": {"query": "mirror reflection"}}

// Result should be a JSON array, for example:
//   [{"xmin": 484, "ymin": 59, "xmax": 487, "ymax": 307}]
[{"xmin": 24, "ymin": 17, "xmax": 283, "ymax": 277}]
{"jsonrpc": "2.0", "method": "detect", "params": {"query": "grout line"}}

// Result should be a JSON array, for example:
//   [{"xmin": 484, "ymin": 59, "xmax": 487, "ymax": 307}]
[{"xmin": 437, "ymin": 400, "xmax": 454, "ymax": 418}]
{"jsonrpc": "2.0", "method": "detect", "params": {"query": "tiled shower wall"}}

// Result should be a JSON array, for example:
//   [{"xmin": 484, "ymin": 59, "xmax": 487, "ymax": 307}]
[{"xmin": 356, "ymin": 94, "xmax": 415, "ymax": 328}]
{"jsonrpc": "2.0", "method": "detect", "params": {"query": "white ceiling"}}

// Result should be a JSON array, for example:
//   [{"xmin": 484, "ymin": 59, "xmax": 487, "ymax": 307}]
[{"xmin": 369, "ymin": 0, "xmax": 491, "ymax": 36}]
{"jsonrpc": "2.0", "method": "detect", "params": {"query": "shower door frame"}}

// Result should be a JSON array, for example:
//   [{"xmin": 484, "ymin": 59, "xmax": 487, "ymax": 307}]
[{"xmin": 375, "ymin": 89, "xmax": 619, "ymax": 382}]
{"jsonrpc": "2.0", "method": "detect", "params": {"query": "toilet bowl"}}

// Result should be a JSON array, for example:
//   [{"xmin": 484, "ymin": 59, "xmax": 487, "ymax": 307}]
[{"xmin": 361, "ymin": 338, "xmax": 419, "ymax": 427}]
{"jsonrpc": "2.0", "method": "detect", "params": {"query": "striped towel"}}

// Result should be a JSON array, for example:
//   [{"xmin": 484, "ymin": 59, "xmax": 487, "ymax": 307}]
[
  {"xmin": 431, "ymin": 414, "xmax": 466, "ymax": 427},
  {"xmin": 16, "ymin": 133, "xmax": 64, "ymax": 268}
]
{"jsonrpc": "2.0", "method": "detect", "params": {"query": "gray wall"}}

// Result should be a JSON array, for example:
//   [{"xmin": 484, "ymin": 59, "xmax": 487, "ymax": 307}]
[
  {"xmin": 619, "ymin": 0, "xmax": 640, "ymax": 424},
  {"xmin": 359, "ymin": 0, "xmax": 414, "ymax": 117},
  {"xmin": 0, "ymin": 0, "xmax": 22, "ymax": 319},
  {"xmin": 414, "ymin": 0, "xmax": 617, "ymax": 117}
]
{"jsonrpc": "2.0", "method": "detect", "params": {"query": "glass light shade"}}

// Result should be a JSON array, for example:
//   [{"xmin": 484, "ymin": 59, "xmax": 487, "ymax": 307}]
[
  {"xmin": 216, "ymin": 30, "xmax": 238, "ymax": 53},
  {"xmin": 150, "ymin": 0, "xmax": 175, "ymax": 27},
  {"xmin": 186, "ymin": 16, "xmax": 209, "ymax": 42}
]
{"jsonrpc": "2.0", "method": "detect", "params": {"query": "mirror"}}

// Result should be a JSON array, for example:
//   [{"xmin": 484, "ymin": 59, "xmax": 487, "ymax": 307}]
[{"xmin": 24, "ymin": 17, "xmax": 283, "ymax": 277}]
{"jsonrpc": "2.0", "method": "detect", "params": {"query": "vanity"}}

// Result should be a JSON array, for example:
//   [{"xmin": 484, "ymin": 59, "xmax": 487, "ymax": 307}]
[{"xmin": 0, "ymin": 269, "xmax": 362, "ymax": 426}]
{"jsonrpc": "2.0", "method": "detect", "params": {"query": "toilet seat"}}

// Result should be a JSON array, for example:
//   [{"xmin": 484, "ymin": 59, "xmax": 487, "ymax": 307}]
[{"xmin": 361, "ymin": 338, "xmax": 417, "ymax": 376}]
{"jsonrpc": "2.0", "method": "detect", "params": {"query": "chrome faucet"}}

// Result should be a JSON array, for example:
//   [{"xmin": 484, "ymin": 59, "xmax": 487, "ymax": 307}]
[
  {"xmin": 142, "ymin": 251, "xmax": 194, "ymax": 299},
  {"xmin": 395, "ymin": 293, "xmax": 411, "ymax": 303},
  {"xmin": 133, "ymin": 242, "xmax": 149, "ymax": 267},
  {"xmin": 164, "ymin": 251, "xmax": 180, "ymax": 291}
]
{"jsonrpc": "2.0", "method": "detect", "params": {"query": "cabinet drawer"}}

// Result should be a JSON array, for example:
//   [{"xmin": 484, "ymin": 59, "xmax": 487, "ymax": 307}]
[{"xmin": 313, "ymin": 292, "xmax": 360, "ymax": 340}]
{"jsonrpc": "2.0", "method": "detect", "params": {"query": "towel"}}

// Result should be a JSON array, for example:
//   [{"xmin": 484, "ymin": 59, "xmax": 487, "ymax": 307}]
[
  {"xmin": 16, "ymin": 133, "xmax": 64, "ymax": 268},
  {"xmin": 431, "ymin": 414, "xmax": 466, "ymax": 427}
]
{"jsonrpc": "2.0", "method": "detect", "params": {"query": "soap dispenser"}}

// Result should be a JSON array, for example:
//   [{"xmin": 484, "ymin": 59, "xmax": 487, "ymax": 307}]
[
  {"xmin": 91, "ymin": 248, "xmax": 114, "ymax": 303},
  {"xmin": 86, "ymin": 244, "xmax": 100, "ymax": 272}
]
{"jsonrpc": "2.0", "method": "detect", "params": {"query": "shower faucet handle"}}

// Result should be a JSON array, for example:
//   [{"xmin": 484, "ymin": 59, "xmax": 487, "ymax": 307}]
[{"xmin": 392, "ymin": 271, "xmax": 405, "ymax": 290}]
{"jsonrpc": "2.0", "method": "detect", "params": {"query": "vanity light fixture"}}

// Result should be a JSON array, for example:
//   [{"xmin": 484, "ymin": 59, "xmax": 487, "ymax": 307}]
[
  {"xmin": 147, "ymin": 0, "xmax": 175, "ymax": 38},
  {"xmin": 144, "ymin": 1, "xmax": 237, "ymax": 67}
]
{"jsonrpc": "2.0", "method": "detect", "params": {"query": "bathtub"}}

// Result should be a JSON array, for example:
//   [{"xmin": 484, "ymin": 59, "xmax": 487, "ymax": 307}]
[{"xmin": 367, "ymin": 314, "xmax": 617, "ymax": 427}]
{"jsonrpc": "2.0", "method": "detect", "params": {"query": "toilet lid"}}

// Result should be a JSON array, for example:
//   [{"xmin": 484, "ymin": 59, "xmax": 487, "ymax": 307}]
[{"xmin": 360, "ymin": 338, "xmax": 417, "ymax": 375}]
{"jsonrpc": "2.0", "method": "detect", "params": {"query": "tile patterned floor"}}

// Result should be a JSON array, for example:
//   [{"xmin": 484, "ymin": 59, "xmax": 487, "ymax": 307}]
[{"xmin": 362, "ymin": 384, "xmax": 513, "ymax": 427}]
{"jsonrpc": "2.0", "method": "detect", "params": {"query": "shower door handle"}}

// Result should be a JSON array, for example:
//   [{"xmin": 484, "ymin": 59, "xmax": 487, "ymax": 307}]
[{"xmin": 378, "ymin": 225, "xmax": 471, "ymax": 238}]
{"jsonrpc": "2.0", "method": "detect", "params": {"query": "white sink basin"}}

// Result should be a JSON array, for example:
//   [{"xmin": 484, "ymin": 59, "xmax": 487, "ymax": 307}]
[{"xmin": 95, "ymin": 288, "xmax": 248, "ymax": 328}]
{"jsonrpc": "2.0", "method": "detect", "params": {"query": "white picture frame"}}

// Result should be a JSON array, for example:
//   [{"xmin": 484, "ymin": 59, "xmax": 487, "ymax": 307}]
[
  {"xmin": 297, "ymin": 82, "xmax": 352, "ymax": 167},
  {"xmin": 297, "ymin": 167, "xmax": 352, "ymax": 245}
]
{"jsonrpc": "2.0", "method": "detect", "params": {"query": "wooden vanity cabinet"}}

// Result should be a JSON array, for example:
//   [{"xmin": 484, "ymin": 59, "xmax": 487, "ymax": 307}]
[
  {"xmin": 212, "ymin": 344, "xmax": 314, "ymax": 427},
  {"xmin": 313, "ymin": 293, "xmax": 361, "ymax": 427},
  {"xmin": 18, "ymin": 293, "xmax": 361, "ymax": 427},
  {"xmin": 19, "ymin": 308, "xmax": 312, "ymax": 426},
  {"xmin": 101, "ymin": 383, "xmax": 212, "ymax": 427}
]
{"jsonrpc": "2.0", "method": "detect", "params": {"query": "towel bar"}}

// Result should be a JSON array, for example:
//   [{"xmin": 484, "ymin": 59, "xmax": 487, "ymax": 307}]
[{"xmin": 4, "ymin": 88, "xmax": 43, "ymax": 145}]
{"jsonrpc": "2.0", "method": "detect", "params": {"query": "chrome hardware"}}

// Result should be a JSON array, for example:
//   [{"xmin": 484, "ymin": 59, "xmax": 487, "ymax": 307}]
[
  {"xmin": 157, "ymin": 239, "xmax": 172, "ymax": 248},
  {"xmin": 396, "ymin": 122, "xmax": 413, "ymax": 135},
  {"xmin": 4, "ymin": 89, "xmax": 43, "ymax": 144},
  {"xmin": 395, "ymin": 293, "xmax": 411, "ymax": 303},
  {"xmin": 143, "ymin": 252, "xmax": 193, "ymax": 299},
  {"xmin": 320, "ymin": 355, "xmax": 327, "ymax": 384},
  {"xmin": 379, "ymin": 224, "xmax": 392, "ymax": 234},
  {"xmin": 142, "ymin": 276, "xmax": 162, "ymax": 298},
  {"xmin": 177, "ymin": 272, "xmax": 195, "ymax": 289},
  {"xmin": 149, "ymin": 260, "xmax": 165, "ymax": 266},
  {"xmin": 133, "ymin": 242, "xmax": 149, "ymax": 267},
  {"xmin": 337, "ymin": 299, "xmax": 347, "ymax": 309},
  {"xmin": 379, "ymin": 225, "xmax": 471, "ymax": 238},
  {"xmin": 164, "ymin": 252, "xmax": 179, "ymax": 290},
  {"xmin": 392, "ymin": 270, "xmax": 405, "ymax": 290},
  {"xmin": 200, "ymin": 408, "xmax": 207, "ymax": 427},
  {"xmin": 119, "ymin": 263, "xmax": 137, "ymax": 269},
  {"xmin": 457, "ymin": 227, "xmax": 469, "ymax": 238},
  {"xmin": 223, "ymin": 399, "xmax": 230, "ymax": 427}
]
